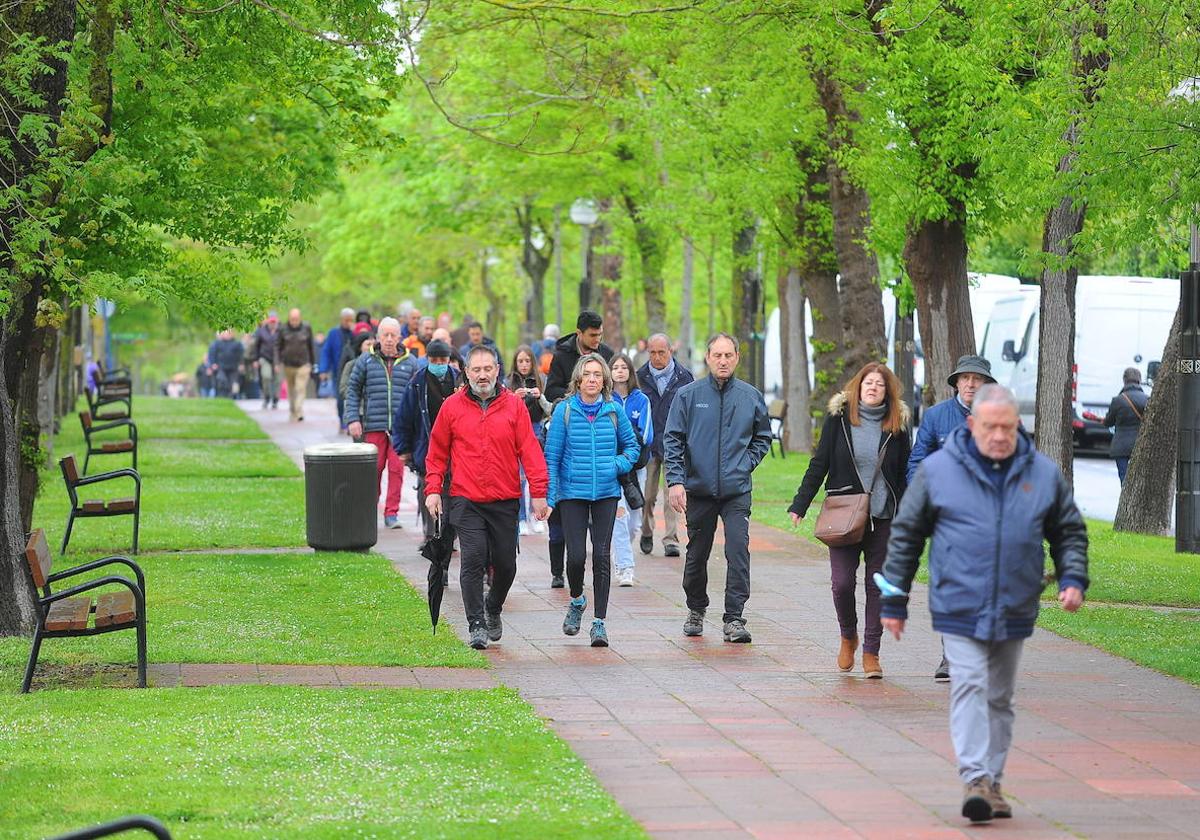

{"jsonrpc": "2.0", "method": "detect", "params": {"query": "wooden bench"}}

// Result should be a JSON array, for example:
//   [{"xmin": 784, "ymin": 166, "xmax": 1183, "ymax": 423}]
[
  {"xmin": 21, "ymin": 528, "xmax": 147, "ymax": 693},
  {"xmin": 85, "ymin": 381, "xmax": 132, "ymax": 420},
  {"xmin": 79, "ymin": 411, "xmax": 138, "ymax": 475},
  {"xmin": 59, "ymin": 454, "xmax": 141, "ymax": 555},
  {"xmin": 768, "ymin": 398, "xmax": 788, "ymax": 459}
]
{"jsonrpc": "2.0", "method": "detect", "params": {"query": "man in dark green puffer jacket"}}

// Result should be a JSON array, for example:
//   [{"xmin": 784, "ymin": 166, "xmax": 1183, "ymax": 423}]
[{"xmin": 345, "ymin": 317, "xmax": 418, "ymax": 529}]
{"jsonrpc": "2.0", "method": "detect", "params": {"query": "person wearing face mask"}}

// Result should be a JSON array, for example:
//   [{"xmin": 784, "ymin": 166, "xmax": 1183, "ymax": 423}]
[
  {"xmin": 394, "ymin": 340, "xmax": 462, "ymax": 581},
  {"xmin": 425, "ymin": 346, "xmax": 550, "ymax": 650},
  {"xmin": 788, "ymin": 362, "xmax": 912, "ymax": 679}
]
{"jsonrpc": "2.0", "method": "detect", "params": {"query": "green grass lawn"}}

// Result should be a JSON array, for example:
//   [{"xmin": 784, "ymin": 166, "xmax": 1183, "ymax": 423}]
[
  {"xmin": 756, "ymin": 446, "xmax": 1200, "ymax": 685},
  {"xmin": 0, "ymin": 551, "xmax": 483, "ymax": 681},
  {"xmin": 78, "ymin": 395, "xmax": 269, "ymax": 440},
  {"xmin": 0, "ymin": 686, "xmax": 646, "ymax": 839}
]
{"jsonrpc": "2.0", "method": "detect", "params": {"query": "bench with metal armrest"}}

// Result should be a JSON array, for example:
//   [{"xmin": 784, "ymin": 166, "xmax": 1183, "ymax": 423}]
[
  {"xmin": 59, "ymin": 454, "xmax": 141, "ymax": 555},
  {"xmin": 79, "ymin": 411, "xmax": 138, "ymax": 474}
]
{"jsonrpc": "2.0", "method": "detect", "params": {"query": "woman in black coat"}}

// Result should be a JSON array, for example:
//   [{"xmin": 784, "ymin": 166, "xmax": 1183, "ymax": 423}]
[{"xmin": 788, "ymin": 362, "xmax": 911, "ymax": 679}]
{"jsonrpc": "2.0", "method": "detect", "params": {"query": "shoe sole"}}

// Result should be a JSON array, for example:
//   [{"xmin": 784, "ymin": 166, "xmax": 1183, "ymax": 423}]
[
  {"xmin": 935, "ymin": 675, "xmax": 951, "ymax": 683},
  {"xmin": 962, "ymin": 795, "xmax": 993, "ymax": 823},
  {"xmin": 618, "ymin": 580, "xmax": 634, "ymax": 587},
  {"xmin": 724, "ymin": 634, "xmax": 752, "ymax": 643},
  {"xmin": 683, "ymin": 627, "xmax": 703, "ymax": 637},
  {"xmin": 864, "ymin": 672, "xmax": 883, "ymax": 679},
  {"xmin": 469, "ymin": 640, "xmax": 488, "ymax": 650},
  {"xmin": 590, "ymin": 637, "xmax": 609, "ymax": 647},
  {"xmin": 563, "ymin": 626, "xmax": 580, "ymax": 636}
]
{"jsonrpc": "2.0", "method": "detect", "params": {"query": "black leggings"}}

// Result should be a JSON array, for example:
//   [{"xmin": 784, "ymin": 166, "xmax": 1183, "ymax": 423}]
[{"xmin": 558, "ymin": 497, "xmax": 619, "ymax": 620}]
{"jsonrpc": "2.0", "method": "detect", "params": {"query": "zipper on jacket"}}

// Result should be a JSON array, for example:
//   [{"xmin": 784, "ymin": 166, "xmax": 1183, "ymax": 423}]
[{"xmin": 717, "ymin": 383, "xmax": 725, "ymax": 498}]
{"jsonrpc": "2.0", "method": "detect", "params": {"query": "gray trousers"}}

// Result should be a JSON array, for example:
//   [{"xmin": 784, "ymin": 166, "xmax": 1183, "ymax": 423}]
[
  {"xmin": 681, "ymin": 492, "xmax": 752, "ymax": 624},
  {"xmin": 641, "ymin": 456, "xmax": 680, "ymax": 548},
  {"xmin": 944, "ymin": 634, "xmax": 1025, "ymax": 784}
]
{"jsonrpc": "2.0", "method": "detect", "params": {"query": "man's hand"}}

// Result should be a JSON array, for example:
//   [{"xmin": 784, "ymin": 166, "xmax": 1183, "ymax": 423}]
[
  {"xmin": 668, "ymin": 484, "xmax": 687, "ymax": 514},
  {"xmin": 319, "ymin": 372, "xmax": 328, "ymax": 383},
  {"xmin": 882, "ymin": 617, "xmax": 905, "ymax": 640},
  {"xmin": 397, "ymin": 452, "xmax": 412, "ymax": 465},
  {"xmin": 426, "ymin": 493, "xmax": 442, "ymax": 518},
  {"xmin": 532, "ymin": 498, "xmax": 550, "ymax": 520},
  {"xmin": 789, "ymin": 512, "xmax": 803, "ymax": 527},
  {"xmin": 1058, "ymin": 586, "xmax": 1084, "ymax": 612},
  {"xmin": 347, "ymin": 421, "xmax": 363, "ymax": 439}
]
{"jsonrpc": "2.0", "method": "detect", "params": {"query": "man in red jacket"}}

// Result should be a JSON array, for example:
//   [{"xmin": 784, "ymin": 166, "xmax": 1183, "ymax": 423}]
[{"xmin": 426, "ymin": 345, "xmax": 550, "ymax": 650}]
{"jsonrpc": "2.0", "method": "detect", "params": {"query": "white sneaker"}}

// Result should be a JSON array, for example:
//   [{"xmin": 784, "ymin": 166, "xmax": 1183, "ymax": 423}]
[
  {"xmin": 531, "ymin": 519, "xmax": 546, "ymax": 534},
  {"xmin": 518, "ymin": 521, "xmax": 531, "ymax": 536},
  {"xmin": 617, "ymin": 568, "xmax": 635, "ymax": 587}
]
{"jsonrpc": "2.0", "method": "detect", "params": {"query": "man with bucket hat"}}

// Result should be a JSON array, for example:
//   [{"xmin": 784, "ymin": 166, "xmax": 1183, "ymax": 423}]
[{"xmin": 907, "ymin": 353, "xmax": 996, "ymax": 681}]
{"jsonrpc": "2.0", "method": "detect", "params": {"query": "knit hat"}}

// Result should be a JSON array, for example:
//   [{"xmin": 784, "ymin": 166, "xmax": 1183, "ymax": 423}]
[
  {"xmin": 947, "ymin": 354, "xmax": 996, "ymax": 387},
  {"xmin": 426, "ymin": 340, "xmax": 453, "ymax": 359}
]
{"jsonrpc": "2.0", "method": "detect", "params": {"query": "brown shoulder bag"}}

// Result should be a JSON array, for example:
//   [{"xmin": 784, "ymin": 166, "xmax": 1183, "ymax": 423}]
[{"xmin": 813, "ymin": 420, "xmax": 884, "ymax": 548}]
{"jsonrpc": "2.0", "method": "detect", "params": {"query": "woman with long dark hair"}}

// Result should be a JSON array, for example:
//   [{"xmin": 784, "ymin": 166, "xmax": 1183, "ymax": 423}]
[
  {"xmin": 508, "ymin": 345, "xmax": 553, "ymax": 534},
  {"xmin": 788, "ymin": 362, "xmax": 911, "ymax": 679},
  {"xmin": 608, "ymin": 353, "xmax": 652, "ymax": 586}
]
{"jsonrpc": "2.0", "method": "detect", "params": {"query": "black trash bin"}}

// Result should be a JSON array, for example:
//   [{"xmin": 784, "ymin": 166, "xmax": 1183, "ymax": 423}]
[{"xmin": 304, "ymin": 442, "xmax": 379, "ymax": 551}]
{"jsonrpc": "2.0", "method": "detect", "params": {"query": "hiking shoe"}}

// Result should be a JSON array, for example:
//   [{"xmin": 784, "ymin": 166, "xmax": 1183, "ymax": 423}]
[
  {"xmin": 485, "ymin": 611, "xmax": 503, "ymax": 642},
  {"xmin": 468, "ymin": 627, "xmax": 489, "ymax": 650},
  {"xmin": 723, "ymin": 618, "xmax": 752, "ymax": 643},
  {"xmin": 639, "ymin": 535, "xmax": 653, "ymax": 555},
  {"xmin": 935, "ymin": 655, "xmax": 951, "ymax": 682},
  {"xmin": 837, "ymin": 636, "xmax": 858, "ymax": 671},
  {"xmin": 664, "ymin": 544, "xmax": 680, "ymax": 558},
  {"xmin": 986, "ymin": 781, "xmax": 1012, "ymax": 819},
  {"xmin": 962, "ymin": 778, "xmax": 994, "ymax": 823},
  {"xmin": 550, "ymin": 575, "xmax": 565, "ymax": 589},
  {"xmin": 590, "ymin": 620, "xmax": 609, "ymax": 647},
  {"xmin": 563, "ymin": 597, "xmax": 585, "ymax": 636},
  {"xmin": 683, "ymin": 609, "xmax": 705, "ymax": 637},
  {"xmin": 862, "ymin": 652, "xmax": 882, "ymax": 679},
  {"xmin": 617, "ymin": 568, "xmax": 635, "ymax": 587},
  {"xmin": 518, "ymin": 521, "xmax": 531, "ymax": 536}
]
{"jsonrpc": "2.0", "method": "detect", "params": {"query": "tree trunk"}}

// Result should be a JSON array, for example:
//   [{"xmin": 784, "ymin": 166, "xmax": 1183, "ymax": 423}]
[
  {"xmin": 1034, "ymin": 2, "xmax": 1108, "ymax": 483},
  {"xmin": 591, "ymin": 203, "xmax": 625, "ymax": 352},
  {"xmin": 620, "ymin": 190, "xmax": 666, "ymax": 337},
  {"xmin": 0, "ymin": 0, "xmax": 78, "ymax": 636},
  {"xmin": 679, "ymin": 235, "xmax": 694, "ymax": 366},
  {"xmin": 903, "ymin": 216, "xmax": 974, "ymax": 408},
  {"xmin": 812, "ymin": 70, "xmax": 886, "ymax": 376},
  {"xmin": 516, "ymin": 199, "xmax": 551, "ymax": 343},
  {"xmin": 778, "ymin": 264, "xmax": 812, "ymax": 452},
  {"xmin": 1114, "ymin": 307, "xmax": 1178, "ymax": 534},
  {"xmin": 1036, "ymin": 198, "xmax": 1084, "ymax": 481},
  {"xmin": 732, "ymin": 217, "xmax": 759, "ymax": 384}
]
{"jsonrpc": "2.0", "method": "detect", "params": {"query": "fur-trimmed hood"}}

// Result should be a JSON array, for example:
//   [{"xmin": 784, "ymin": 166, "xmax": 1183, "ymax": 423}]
[{"xmin": 827, "ymin": 391, "xmax": 911, "ymax": 427}]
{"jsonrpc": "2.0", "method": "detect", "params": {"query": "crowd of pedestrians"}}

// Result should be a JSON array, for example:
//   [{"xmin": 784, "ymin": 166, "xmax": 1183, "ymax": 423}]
[{"xmin": 196, "ymin": 300, "xmax": 1093, "ymax": 826}]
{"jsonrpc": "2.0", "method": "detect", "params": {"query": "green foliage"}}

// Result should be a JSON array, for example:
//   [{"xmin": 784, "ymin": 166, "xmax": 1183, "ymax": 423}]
[{"xmin": 0, "ymin": 686, "xmax": 648, "ymax": 838}]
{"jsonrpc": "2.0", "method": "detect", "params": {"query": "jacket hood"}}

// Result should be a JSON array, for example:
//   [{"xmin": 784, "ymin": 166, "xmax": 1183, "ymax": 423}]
[{"xmin": 827, "ymin": 391, "xmax": 912, "ymax": 427}]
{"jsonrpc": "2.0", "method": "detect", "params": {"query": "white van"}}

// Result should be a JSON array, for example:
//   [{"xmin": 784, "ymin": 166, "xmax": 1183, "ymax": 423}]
[{"xmin": 980, "ymin": 276, "xmax": 1177, "ymax": 448}]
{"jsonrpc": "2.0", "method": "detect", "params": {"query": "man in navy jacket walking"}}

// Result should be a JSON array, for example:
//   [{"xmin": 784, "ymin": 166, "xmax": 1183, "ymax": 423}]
[
  {"xmin": 636, "ymin": 332, "xmax": 694, "ymax": 558},
  {"xmin": 880, "ymin": 385, "xmax": 1088, "ymax": 824}
]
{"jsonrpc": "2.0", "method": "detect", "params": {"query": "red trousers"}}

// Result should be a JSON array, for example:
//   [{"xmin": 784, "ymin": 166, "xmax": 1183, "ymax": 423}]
[{"xmin": 364, "ymin": 431, "xmax": 404, "ymax": 517}]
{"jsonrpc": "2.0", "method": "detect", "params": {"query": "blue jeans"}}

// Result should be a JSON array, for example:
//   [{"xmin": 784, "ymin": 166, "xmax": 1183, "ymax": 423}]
[{"xmin": 1115, "ymin": 456, "xmax": 1130, "ymax": 485}]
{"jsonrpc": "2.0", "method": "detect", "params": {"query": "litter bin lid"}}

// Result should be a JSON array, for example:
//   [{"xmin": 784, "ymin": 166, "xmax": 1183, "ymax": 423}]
[{"xmin": 303, "ymin": 442, "xmax": 379, "ymax": 461}]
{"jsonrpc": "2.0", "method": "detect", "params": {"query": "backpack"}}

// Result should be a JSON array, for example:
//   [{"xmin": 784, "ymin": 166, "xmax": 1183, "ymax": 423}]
[{"xmin": 539, "ymin": 350, "xmax": 553, "ymax": 376}]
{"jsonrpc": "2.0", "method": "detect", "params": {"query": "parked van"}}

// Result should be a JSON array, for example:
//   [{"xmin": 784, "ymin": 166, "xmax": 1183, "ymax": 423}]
[{"xmin": 979, "ymin": 276, "xmax": 1177, "ymax": 448}]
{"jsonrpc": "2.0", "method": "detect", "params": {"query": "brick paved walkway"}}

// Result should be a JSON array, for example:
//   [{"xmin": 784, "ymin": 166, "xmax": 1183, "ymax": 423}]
[{"xmin": 246, "ymin": 399, "xmax": 1200, "ymax": 839}]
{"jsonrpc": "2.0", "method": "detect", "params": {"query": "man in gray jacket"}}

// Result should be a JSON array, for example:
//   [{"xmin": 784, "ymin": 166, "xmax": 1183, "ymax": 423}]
[
  {"xmin": 665, "ymin": 333, "xmax": 772, "ymax": 643},
  {"xmin": 879, "ymin": 385, "xmax": 1088, "ymax": 824}
]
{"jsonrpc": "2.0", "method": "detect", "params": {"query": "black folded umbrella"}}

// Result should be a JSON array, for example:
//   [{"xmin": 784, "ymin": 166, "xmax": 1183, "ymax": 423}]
[{"xmin": 422, "ymin": 514, "xmax": 444, "ymax": 633}]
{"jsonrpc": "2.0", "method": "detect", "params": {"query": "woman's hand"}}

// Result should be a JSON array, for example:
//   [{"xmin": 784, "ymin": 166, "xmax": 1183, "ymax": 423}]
[{"xmin": 789, "ymin": 512, "xmax": 803, "ymax": 527}]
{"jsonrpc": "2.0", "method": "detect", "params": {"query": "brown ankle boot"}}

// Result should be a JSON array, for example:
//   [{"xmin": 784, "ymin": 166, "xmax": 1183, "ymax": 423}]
[
  {"xmin": 837, "ymin": 636, "xmax": 858, "ymax": 671},
  {"xmin": 862, "ymin": 652, "xmax": 882, "ymax": 679}
]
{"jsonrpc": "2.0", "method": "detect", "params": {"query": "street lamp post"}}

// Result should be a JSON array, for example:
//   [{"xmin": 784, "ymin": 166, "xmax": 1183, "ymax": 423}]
[
  {"xmin": 569, "ymin": 199, "xmax": 598, "ymax": 312},
  {"xmin": 1170, "ymin": 77, "xmax": 1200, "ymax": 552}
]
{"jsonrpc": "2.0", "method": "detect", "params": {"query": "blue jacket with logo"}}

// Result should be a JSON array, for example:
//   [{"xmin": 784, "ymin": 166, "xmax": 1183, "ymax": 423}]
[
  {"xmin": 906, "ymin": 396, "xmax": 969, "ymax": 483},
  {"xmin": 544, "ymin": 395, "xmax": 639, "ymax": 508},
  {"xmin": 614, "ymin": 388, "xmax": 653, "ymax": 454},
  {"xmin": 882, "ymin": 426, "xmax": 1090, "ymax": 641},
  {"xmin": 663, "ymin": 375, "xmax": 772, "ymax": 499}
]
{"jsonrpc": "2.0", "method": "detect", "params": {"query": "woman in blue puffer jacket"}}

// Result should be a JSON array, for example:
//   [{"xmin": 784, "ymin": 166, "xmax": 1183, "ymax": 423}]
[{"xmin": 544, "ymin": 353, "xmax": 639, "ymax": 648}]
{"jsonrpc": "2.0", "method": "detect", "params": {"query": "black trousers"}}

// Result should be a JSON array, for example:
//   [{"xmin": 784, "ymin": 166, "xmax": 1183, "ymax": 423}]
[
  {"xmin": 558, "ymin": 497, "xmax": 619, "ymax": 620},
  {"xmin": 448, "ymin": 496, "xmax": 519, "ymax": 631},
  {"xmin": 682, "ymin": 492, "xmax": 752, "ymax": 624}
]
